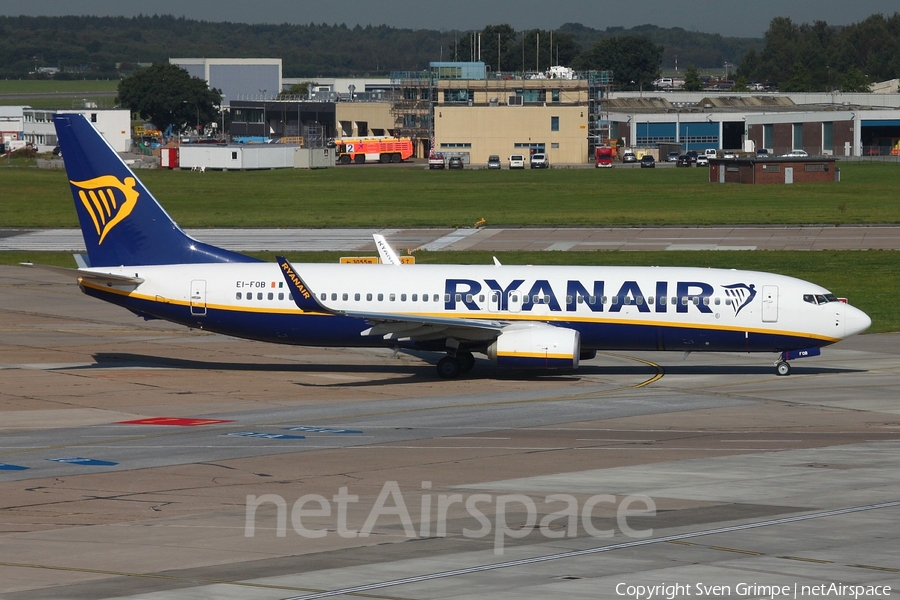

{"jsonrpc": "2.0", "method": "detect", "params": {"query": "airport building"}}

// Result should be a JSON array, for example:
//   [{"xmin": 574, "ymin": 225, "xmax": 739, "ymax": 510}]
[
  {"xmin": 605, "ymin": 93, "xmax": 900, "ymax": 157},
  {"xmin": 22, "ymin": 108, "xmax": 131, "ymax": 152},
  {"xmin": 170, "ymin": 58, "xmax": 283, "ymax": 106},
  {"xmin": 179, "ymin": 59, "xmax": 900, "ymax": 165}
]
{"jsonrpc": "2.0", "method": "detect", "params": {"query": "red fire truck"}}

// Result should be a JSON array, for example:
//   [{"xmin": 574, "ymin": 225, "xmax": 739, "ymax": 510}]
[
  {"xmin": 595, "ymin": 146, "xmax": 613, "ymax": 168},
  {"xmin": 336, "ymin": 137, "xmax": 414, "ymax": 164}
]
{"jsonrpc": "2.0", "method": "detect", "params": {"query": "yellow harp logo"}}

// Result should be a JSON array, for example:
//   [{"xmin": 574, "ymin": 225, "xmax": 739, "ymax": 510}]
[{"xmin": 70, "ymin": 175, "xmax": 139, "ymax": 244}]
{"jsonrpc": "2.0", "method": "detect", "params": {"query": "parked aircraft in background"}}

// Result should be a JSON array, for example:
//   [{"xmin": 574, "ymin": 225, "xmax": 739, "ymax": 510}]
[{"xmin": 39, "ymin": 114, "xmax": 870, "ymax": 379}]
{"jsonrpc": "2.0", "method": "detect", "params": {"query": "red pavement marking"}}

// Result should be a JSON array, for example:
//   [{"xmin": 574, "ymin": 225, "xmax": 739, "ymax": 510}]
[{"xmin": 117, "ymin": 417, "xmax": 234, "ymax": 426}]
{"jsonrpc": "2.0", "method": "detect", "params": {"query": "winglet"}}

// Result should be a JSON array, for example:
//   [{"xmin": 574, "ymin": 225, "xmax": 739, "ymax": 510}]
[
  {"xmin": 276, "ymin": 256, "xmax": 333, "ymax": 313},
  {"xmin": 373, "ymin": 234, "xmax": 402, "ymax": 266}
]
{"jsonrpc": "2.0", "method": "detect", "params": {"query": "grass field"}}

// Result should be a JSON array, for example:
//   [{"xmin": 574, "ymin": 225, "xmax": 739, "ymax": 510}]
[
  {"xmin": 0, "ymin": 80, "xmax": 119, "ymax": 94},
  {"xmin": 1, "ymin": 162, "xmax": 900, "ymax": 228},
  {"xmin": 0, "ymin": 80, "xmax": 118, "ymax": 108}
]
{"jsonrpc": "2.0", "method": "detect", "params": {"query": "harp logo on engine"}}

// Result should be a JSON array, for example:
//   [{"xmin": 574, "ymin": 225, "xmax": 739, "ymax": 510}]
[{"xmin": 70, "ymin": 175, "xmax": 140, "ymax": 244}]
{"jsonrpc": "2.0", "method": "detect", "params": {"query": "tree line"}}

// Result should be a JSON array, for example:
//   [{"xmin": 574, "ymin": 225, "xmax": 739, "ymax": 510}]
[
  {"xmin": 736, "ymin": 14, "xmax": 900, "ymax": 92},
  {"xmin": 3, "ymin": 14, "xmax": 898, "ymax": 92},
  {"xmin": 0, "ymin": 14, "xmax": 751, "ymax": 83}
]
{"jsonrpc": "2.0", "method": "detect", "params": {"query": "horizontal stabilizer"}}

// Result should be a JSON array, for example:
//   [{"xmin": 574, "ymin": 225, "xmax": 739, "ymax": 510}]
[{"xmin": 21, "ymin": 263, "xmax": 144, "ymax": 285}]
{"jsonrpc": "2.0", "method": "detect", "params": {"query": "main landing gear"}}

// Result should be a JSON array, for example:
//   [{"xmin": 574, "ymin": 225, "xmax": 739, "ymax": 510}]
[{"xmin": 436, "ymin": 350, "xmax": 476, "ymax": 379}]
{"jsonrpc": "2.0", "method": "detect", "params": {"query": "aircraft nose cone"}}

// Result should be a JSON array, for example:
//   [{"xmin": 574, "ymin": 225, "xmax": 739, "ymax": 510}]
[{"xmin": 844, "ymin": 303, "xmax": 872, "ymax": 338}]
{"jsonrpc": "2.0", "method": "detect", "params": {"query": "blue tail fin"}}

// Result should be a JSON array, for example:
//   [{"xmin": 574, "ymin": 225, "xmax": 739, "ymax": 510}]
[{"xmin": 54, "ymin": 113, "xmax": 260, "ymax": 267}]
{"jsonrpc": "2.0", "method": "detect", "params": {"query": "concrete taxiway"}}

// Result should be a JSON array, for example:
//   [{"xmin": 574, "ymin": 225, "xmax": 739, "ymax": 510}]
[
  {"xmin": 2, "ymin": 225, "xmax": 900, "ymax": 253},
  {"xmin": 0, "ymin": 265, "xmax": 898, "ymax": 599}
]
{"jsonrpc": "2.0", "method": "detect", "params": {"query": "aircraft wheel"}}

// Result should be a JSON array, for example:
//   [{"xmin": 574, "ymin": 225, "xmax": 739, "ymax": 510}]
[
  {"xmin": 776, "ymin": 361, "xmax": 791, "ymax": 376},
  {"xmin": 437, "ymin": 356, "xmax": 462, "ymax": 379},
  {"xmin": 457, "ymin": 351, "xmax": 475, "ymax": 373}
]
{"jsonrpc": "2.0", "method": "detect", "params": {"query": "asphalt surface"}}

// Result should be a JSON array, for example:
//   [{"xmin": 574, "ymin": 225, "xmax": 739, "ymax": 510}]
[{"xmin": 1, "ymin": 265, "xmax": 898, "ymax": 599}]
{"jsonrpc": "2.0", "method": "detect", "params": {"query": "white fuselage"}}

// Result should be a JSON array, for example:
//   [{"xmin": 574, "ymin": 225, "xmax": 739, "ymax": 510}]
[{"xmin": 79, "ymin": 262, "xmax": 870, "ymax": 354}]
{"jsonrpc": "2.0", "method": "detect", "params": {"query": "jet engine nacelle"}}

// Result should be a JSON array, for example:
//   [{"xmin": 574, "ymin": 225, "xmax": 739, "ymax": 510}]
[{"xmin": 487, "ymin": 325, "xmax": 580, "ymax": 369}]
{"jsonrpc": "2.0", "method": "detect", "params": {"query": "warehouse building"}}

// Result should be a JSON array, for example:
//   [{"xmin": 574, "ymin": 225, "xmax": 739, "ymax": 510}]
[{"xmin": 170, "ymin": 58, "xmax": 282, "ymax": 106}]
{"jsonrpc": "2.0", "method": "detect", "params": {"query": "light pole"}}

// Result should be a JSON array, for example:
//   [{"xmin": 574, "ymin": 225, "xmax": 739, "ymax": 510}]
[{"xmin": 220, "ymin": 95, "xmax": 227, "ymax": 140}]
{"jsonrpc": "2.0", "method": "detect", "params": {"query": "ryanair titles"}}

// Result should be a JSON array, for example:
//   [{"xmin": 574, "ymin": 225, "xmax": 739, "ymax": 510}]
[
  {"xmin": 279, "ymin": 261, "xmax": 311, "ymax": 300},
  {"xmin": 444, "ymin": 279, "xmax": 756, "ymax": 315}
]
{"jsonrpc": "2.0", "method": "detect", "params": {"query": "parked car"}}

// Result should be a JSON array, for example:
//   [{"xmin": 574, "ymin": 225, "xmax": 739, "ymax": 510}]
[
  {"xmin": 428, "ymin": 153, "xmax": 446, "ymax": 169},
  {"xmin": 640, "ymin": 155, "xmax": 656, "ymax": 168},
  {"xmin": 686, "ymin": 150, "xmax": 698, "ymax": 163},
  {"xmin": 448, "ymin": 156, "xmax": 464, "ymax": 169},
  {"xmin": 667, "ymin": 151, "xmax": 680, "ymax": 162},
  {"xmin": 487, "ymin": 155, "xmax": 501, "ymax": 169},
  {"xmin": 530, "ymin": 153, "xmax": 550, "ymax": 168},
  {"xmin": 723, "ymin": 150, "xmax": 737, "ymax": 159},
  {"xmin": 696, "ymin": 154, "xmax": 709, "ymax": 167},
  {"xmin": 781, "ymin": 149, "xmax": 809, "ymax": 157},
  {"xmin": 622, "ymin": 151, "xmax": 637, "ymax": 163},
  {"xmin": 676, "ymin": 154, "xmax": 692, "ymax": 167},
  {"xmin": 509, "ymin": 154, "xmax": 526, "ymax": 169},
  {"xmin": 756, "ymin": 148, "xmax": 770, "ymax": 158},
  {"xmin": 704, "ymin": 148, "xmax": 718, "ymax": 160}
]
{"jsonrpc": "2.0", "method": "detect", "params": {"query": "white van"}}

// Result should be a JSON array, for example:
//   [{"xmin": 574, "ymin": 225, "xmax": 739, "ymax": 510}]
[
  {"xmin": 704, "ymin": 149, "xmax": 718, "ymax": 159},
  {"xmin": 509, "ymin": 154, "xmax": 525, "ymax": 169}
]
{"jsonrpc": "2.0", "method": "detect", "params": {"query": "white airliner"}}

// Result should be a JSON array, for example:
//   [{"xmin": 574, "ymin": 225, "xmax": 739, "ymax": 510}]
[{"xmin": 40, "ymin": 114, "xmax": 871, "ymax": 379}]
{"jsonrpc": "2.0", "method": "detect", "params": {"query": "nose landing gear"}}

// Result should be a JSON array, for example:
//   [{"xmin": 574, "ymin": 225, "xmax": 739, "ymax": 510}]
[{"xmin": 775, "ymin": 347, "xmax": 821, "ymax": 376}]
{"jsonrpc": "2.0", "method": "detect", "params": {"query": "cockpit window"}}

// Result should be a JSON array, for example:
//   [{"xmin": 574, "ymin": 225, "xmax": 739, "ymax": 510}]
[{"xmin": 804, "ymin": 293, "xmax": 839, "ymax": 305}]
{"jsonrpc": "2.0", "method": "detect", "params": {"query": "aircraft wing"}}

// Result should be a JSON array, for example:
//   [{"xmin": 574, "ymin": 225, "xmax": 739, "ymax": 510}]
[
  {"xmin": 275, "ymin": 256, "xmax": 503, "ymax": 343},
  {"xmin": 347, "ymin": 310, "xmax": 502, "ymax": 342},
  {"xmin": 21, "ymin": 263, "xmax": 145, "ymax": 286}
]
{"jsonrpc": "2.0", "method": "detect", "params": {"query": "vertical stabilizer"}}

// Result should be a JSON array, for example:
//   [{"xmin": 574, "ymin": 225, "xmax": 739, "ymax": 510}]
[{"xmin": 54, "ymin": 114, "xmax": 260, "ymax": 266}]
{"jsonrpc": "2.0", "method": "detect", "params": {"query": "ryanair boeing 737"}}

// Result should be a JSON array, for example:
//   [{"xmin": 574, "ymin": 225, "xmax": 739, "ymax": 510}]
[{"xmin": 40, "ymin": 114, "xmax": 871, "ymax": 379}]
